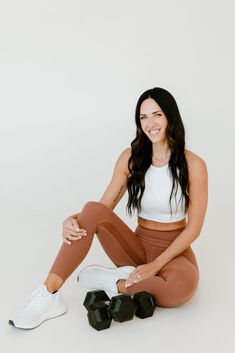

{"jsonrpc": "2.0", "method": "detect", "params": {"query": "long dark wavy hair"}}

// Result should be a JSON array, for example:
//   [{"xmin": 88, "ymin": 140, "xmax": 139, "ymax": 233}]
[{"xmin": 126, "ymin": 87, "xmax": 189, "ymax": 217}]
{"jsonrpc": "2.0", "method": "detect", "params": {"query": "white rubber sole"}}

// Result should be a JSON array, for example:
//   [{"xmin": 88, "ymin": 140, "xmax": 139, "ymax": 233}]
[{"xmin": 9, "ymin": 306, "xmax": 67, "ymax": 330}]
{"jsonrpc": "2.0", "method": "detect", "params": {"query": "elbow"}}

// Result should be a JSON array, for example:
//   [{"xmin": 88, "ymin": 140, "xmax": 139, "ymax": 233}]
[{"xmin": 185, "ymin": 224, "xmax": 202, "ymax": 241}]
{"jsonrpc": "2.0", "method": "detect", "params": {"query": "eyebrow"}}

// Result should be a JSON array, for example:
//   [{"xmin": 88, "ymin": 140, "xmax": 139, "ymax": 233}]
[{"xmin": 140, "ymin": 110, "xmax": 162, "ymax": 116}]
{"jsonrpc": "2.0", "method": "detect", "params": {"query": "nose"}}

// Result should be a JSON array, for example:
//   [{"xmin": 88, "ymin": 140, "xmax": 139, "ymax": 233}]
[{"xmin": 147, "ymin": 115, "xmax": 158, "ymax": 129}]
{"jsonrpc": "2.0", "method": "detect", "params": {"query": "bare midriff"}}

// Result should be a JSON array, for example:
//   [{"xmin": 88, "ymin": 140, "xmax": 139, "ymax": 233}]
[{"xmin": 137, "ymin": 216, "xmax": 186, "ymax": 231}]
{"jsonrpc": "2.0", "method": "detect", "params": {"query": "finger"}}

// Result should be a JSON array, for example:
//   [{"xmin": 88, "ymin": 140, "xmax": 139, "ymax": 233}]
[
  {"xmin": 127, "ymin": 270, "xmax": 139, "ymax": 282},
  {"xmin": 125, "ymin": 279, "xmax": 139, "ymax": 288},
  {"xmin": 128, "ymin": 269, "xmax": 138, "ymax": 277},
  {"xmin": 134, "ymin": 275, "xmax": 142, "ymax": 282},
  {"xmin": 63, "ymin": 229, "xmax": 78, "ymax": 237},
  {"xmin": 64, "ymin": 228, "xmax": 87, "ymax": 237},
  {"xmin": 63, "ymin": 237, "xmax": 72, "ymax": 245},
  {"xmin": 125, "ymin": 274, "xmax": 141, "ymax": 287},
  {"xmin": 63, "ymin": 232, "xmax": 79, "ymax": 242},
  {"xmin": 63, "ymin": 232, "xmax": 83, "ymax": 243},
  {"xmin": 66, "ymin": 233, "xmax": 83, "ymax": 241},
  {"xmin": 125, "ymin": 280, "xmax": 132, "ymax": 288},
  {"xmin": 127, "ymin": 277, "xmax": 142, "ymax": 287},
  {"xmin": 126, "ymin": 276, "xmax": 135, "ymax": 285},
  {"xmin": 74, "ymin": 229, "xmax": 88, "ymax": 237},
  {"xmin": 71, "ymin": 218, "xmax": 81, "ymax": 232}
]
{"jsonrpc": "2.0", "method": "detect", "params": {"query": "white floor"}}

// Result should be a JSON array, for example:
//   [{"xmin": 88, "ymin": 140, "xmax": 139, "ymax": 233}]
[{"xmin": 1, "ymin": 215, "xmax": 234, "ymax": 353}]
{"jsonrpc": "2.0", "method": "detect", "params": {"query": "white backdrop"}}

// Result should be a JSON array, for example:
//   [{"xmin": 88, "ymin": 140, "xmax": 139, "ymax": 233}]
[{"xmin": 1, "ymin": 1, "xmax": 234, "ymax": 352}]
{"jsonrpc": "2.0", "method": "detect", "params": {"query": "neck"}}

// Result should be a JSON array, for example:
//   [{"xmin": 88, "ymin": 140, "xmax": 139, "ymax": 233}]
[{"xmin": 152, "ymin": 141, "xmax": 171, "ymax": 161}]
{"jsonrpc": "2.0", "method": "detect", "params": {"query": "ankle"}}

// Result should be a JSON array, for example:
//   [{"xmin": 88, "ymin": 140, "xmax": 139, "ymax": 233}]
[
  {"xmin": 44, "ymin": 284, "xmax": 58, "ymax": 294},
  {"xmin": 116, "ymin": 279, "xmax": 127, "ymax": 293},
  {"xmin": 44, "ymin": 273, "xmax": 64, "ymax": 293}
]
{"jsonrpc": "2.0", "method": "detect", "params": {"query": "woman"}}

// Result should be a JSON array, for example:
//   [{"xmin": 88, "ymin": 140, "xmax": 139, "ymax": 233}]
[{"xmin": 9, "ymin": 87, "xmax": 208, "ymax": 329}]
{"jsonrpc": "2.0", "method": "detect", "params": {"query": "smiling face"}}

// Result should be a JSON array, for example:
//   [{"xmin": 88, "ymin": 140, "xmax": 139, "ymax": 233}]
[{"xmin": 139, "ymin": 98, "xmax": 168, "ymax": 143}]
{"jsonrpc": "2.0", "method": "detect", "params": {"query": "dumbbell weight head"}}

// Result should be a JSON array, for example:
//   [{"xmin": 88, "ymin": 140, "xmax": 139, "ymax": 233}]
[
  {"xmin": 87, "ymin": 301, "xmax": 112, "ymax": 331},
  {"xmin": 108, "ymin": 294, "xmax": 137, "ymax": 323},
  {"xmin": 83, "ymin": 289, "xmax": 110, "ymax": 310},
  {"xmin": 133, "ymin": 291, "xmax": 156, "ymax": 319}
]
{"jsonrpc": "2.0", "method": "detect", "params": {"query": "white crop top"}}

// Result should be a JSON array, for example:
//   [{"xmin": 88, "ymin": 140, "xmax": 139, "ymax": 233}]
[{"xmin": 138, "ymin": 163, "xmax": 186, "ymax": 223}]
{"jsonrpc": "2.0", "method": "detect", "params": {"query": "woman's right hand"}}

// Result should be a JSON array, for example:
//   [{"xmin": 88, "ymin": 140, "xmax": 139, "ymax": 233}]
[{"xmin": 62, "ymin": 215, "xmax": 88, "ymax": 245}]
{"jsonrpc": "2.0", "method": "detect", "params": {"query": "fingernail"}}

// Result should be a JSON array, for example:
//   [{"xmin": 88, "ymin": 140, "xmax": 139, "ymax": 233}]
[{"xmin": 78, "ymin": 236, "xmax": 82, "ymax": 239}]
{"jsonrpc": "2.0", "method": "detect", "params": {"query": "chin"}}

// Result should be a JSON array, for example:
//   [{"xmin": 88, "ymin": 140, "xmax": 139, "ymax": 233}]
[{"xmin": 149, "ymin": 135, "xmax": 162, "ymax": 141}]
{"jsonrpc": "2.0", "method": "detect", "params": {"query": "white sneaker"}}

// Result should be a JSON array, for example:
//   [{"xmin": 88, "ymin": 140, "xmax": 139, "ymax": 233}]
[
  {"xmin": 77, "ymin": 264, "xmax": 136, "ymax": 298},
  {"xmin": 8, "ymin": 284, "xmax": 67, "ymax": 329}
]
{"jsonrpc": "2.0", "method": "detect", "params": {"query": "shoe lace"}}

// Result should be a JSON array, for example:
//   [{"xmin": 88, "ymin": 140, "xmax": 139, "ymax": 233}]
[{"xmin": 23, "ymin": 286, "xmax": 49, "ymax": 310}]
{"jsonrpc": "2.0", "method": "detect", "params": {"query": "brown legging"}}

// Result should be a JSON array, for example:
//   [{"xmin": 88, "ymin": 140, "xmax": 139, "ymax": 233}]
[{"xmin": 49, "ymin": 201, "xmax": 199, "ymax": 308}]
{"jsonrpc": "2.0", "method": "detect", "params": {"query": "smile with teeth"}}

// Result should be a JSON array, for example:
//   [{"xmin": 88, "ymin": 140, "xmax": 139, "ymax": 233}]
[{"xmin": 149, "ymin": 128, "xmax": 161, "ymax": 135}]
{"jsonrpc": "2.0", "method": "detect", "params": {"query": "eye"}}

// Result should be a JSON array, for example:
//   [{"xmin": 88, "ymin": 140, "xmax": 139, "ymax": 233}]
[{"xmin": 140, "ymin": 114, "xmax": 162, "ymax": 120}]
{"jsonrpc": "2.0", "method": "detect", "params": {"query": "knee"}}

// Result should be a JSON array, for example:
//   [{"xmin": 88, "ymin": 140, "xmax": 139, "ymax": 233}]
[
  {"xmin": 159, "ymin": 276, "xmax": 199, "ymax": 308},
  {"xmin": 76, "ymin": 201, "xmax": 106, "ymax": 228},
  {"xmin": 82, "ymin": 201, "xmax": 107, "ymax": 213}
]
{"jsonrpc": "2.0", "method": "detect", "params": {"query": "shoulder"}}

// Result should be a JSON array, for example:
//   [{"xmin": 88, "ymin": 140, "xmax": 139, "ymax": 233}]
[
  {"xmin": 122, "ymin": 146, "xmax": 132, "ymax": 157},
  {"xmin": 185, "ymin": 149, "xmax": 208, "ymax": 180},
  {"xmin": 118, "ymin": 147, "xmax": 132, "ymax": 163}
]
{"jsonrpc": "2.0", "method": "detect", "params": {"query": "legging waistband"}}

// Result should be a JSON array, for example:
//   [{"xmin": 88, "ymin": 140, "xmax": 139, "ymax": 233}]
[{"xmin": 135, "ymin": 224, "xmax": 185, "ymax": 242}]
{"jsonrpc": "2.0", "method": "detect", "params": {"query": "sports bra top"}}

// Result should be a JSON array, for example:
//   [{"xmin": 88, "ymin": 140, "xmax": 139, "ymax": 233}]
[{"xmin": 138, "ymin": 163, "xmax": 186, "ymax": 223}]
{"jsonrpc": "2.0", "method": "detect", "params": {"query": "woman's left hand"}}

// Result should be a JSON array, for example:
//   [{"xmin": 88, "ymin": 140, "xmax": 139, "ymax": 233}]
[{"xmin": 125, "ymin": 262, "xmax": 161, "ymax": 288}]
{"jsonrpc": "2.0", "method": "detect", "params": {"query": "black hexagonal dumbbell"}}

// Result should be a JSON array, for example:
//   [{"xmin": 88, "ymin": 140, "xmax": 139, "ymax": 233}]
[
  {"xmin": 132, "ymin": 291, "xmax": 156, "ymax": 319},
  {"xmin": 83, "ymin": 289, "xmax": 137, "ymax": 331},
  {"xmin": 83, "ymin": 290, "xmax": 112, "ymax": 331}
]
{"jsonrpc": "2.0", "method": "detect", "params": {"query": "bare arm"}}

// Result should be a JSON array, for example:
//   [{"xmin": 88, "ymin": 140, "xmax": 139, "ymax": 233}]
[{"xmin": 98, "ymin": 147, "xmax": 131, "ymax": 210}]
